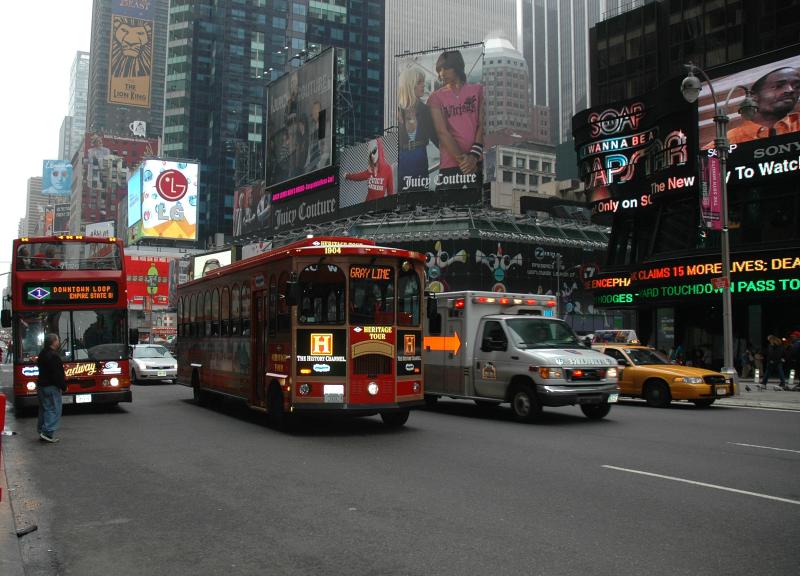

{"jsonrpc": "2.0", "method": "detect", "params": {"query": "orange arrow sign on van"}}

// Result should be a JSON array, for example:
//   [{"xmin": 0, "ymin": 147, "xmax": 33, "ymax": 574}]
[{"xmin": 424, "ymin": 332, "xmax": 461, "ymax": 355}]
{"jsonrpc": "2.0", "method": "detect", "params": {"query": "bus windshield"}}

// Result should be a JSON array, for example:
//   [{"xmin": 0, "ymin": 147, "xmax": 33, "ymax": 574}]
[
  {"xmin": 17, "ymin": 309, "xmax": 128, "ymax": 362},
  {"xmin": 16, "ymin": 242, "xmax": 122, "ymax": 271},
  {"xmin": 349, "ymin": 265, "xmax": 395, "ymax": 325}
]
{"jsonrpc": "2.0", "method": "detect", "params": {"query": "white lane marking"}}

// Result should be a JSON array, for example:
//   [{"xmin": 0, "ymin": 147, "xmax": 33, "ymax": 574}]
[
  {"xmin": 602, "ymin": 465, "xmax": 800, "ymax": 506},
  {"xmin": 729, "ymin": 442, "xmax": 800, "ymax": 454}
]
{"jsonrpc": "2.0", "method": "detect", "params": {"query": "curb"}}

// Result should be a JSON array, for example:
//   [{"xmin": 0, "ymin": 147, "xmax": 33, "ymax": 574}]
[{"xmin": 1, "ymin": 439, "xmax": 25, "ymax": 576}]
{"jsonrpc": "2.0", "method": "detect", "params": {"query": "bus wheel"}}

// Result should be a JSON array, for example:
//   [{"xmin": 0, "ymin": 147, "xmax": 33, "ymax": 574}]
[
  {"xmin": 580, "ymin": 402, "xmax": 611, "ymax": 420},
  {"xmin": 510, "ymin": 383, "xmax": 541, "ymax": 422},
  {"xmin": 380, "ymin": 410, "xmax": 409, "ymax": 428},
  {"xmin": 268, "ymin": 384, "xmax": 292, "ymax": 431},
  {"xmin": 424, "ymin": 394, "xmax": 439, "ymax": 408},
  {"xmin": 645, "ymin": 380, "xmax": 671, "ymax": 408},
  {"xmin": 192, "ymin": 372, "xmax": 209, "ymax": 407}
]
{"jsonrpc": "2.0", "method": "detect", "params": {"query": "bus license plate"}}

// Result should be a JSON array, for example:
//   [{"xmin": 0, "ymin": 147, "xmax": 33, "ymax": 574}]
[
  {"xmin": 157, "ymin": 371, "xmax": 167, "ymax": 377},
  {"xmin": 608, "ymin": 393, "xmax": 619, "ymax": 403},
  {"xmin": 324, "ymin": 384, "xmax": 344, "ymax": 403},
  {"xmin": 716, "ymin": 386, "xmax": 728, "ymax": 396},
  {"xmin": 75, "ymin": 394, "xmax": 92, "ymax": 404}
]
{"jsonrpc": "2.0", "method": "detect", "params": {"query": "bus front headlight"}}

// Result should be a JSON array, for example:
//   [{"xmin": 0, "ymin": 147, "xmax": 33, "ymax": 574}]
[
  {"xmin": 367, "ymin": 382, "xmax": 380, "ymax": 396},
  {"xmin": 26, "ymin": 381, "xmax": 37, "ymax": 391}
]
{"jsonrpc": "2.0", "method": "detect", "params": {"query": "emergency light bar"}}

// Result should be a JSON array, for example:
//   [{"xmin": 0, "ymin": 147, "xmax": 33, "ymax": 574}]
[{"xmin": 468, "ymin": 295, "xmax": 557, "ymax": 307}]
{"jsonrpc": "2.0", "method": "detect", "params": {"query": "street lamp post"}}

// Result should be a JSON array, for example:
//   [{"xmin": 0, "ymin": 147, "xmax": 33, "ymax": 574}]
[{"xmin": 681, "ymin": 62, "xmax": 758, "ymax": 395}]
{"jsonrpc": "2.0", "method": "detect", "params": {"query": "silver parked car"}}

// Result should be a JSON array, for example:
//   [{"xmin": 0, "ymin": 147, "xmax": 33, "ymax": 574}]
[{"xmin": 130, "ymin": 344, "xmax": 178, "ymax": 384}]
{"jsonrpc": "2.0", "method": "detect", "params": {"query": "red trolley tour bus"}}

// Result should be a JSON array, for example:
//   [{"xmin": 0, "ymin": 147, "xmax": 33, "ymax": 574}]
[
  {"xmin": 2, "ymin": 236, "xmax": 132, "ymax": 412},
  {"xmin": 177, "ymin": 237, "xmax": 426, "ymax": 428}
]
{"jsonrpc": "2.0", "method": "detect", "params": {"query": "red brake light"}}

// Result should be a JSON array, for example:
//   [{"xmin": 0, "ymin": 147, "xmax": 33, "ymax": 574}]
[
  {"xmin": 499, "ymin": 298, "xmax": 510, "ymax": 305},
  {"xmin": 454, "ymin": 298, "xmax": 465, "ymax": 309},
  {"xmin": 526, "ymin": 299, "xmax": 536, "ymax": 305},
  {"xmin": 573, "ymin": 369, "xmax": 584, "ymax": 378},
  {"xmin": 546, "ymin": 300, "xmax": 556, "ymax": 307}
]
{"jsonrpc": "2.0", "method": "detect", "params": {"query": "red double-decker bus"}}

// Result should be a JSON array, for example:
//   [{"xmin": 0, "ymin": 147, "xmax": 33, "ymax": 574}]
[
  {"xmin": 2, "ymin": 236, "xmax": 132, "ymax": 413},
  {"xmin": 177, "ymin": 237, "xmax": 426, "ymax": 428}
]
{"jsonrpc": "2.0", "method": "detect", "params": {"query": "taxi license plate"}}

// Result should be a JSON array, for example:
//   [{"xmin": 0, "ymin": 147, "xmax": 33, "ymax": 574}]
[
  {"xmin": 157, "ymin": 371, "xmax": 167, "ymax": 377},
  {"xmin": 608, "ymin": 393, "xmax": 619, "ymax": 403},
  {"xmin": 75, "ymin": 394, "xmax": 92, "ymax": 404},
  {"xmin": 716, "ymin": 386, "xmax": 728, "ymax": 396},
  {"xmin": 324, "ymin": 384, "xmax": 344, "ymax": 403}
]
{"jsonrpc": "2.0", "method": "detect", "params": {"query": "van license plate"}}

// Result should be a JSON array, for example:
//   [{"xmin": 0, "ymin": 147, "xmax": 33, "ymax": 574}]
[
  {"xmin": 324, "ymin": 384, "xmax": 344, "ymax": 403},
  {"xmin": 716, "ymin": 386, "xmax": 727, "ymax": 396},
  {"xmin": 157, "ymin": 371, "xmax": 167, "ymax": 377},
  {"xmin": 608, "ymin": 393, "xmax": 619, "ymax": 403},
  {"xmin": 75, "ymin": 394, "xmax": 92, "ymax": 404}
]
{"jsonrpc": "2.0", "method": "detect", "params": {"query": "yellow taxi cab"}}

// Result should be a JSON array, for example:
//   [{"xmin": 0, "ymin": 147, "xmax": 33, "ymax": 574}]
[{"xmin": 591, "ymin": 343, "xmax": 733, "ymax": 408}]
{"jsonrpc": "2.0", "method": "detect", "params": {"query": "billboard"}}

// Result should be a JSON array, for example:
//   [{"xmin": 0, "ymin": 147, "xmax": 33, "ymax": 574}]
[
  {"xmin": 108, "ymin": 0, "xmax": 155, "ymax": 108},
  {"xmin": 126, "ymin": 255, "xmax": 171, "ymax": 308},
  {"xmin": 192, "ymin": 248, "xmax": 236, "ymax": 280},
  {"xmin": 572, "ymin": 77, "xmax": 698, "ymax": 217},
  {"xmin": 266, "ymin": 48, "xmax": 334, "ymax": 189},
  {"xmin": 700, "ymin": 52, "xmax": 800, "ymax": 187},
  {"xmin": 233, "ymin": 180, "xmax": 270, "ymax": 238},
  {"xmin": 339, "ymin": 135, "xmax": 397, "ymax": 208},
  {"xmin": 395, "ymin": 45, "xmax": 485, "ymax": 200},
  {"xmin": 85, "ymin": 221, "xmax": 115, "ymax": 238},
  {"xmin": 132, "ymin": 160, "xmax": 198, "ymax": 241},
  {"xmin": 53, "ymin": 204, "xmax": 70, "ymax": 234},
  {"xmin": 127, "ymin": 165, "xmax": 143, "ymax": 228},
  {"xmin": 42, "ymin": 160, "xmax": 73, "ymax": 195}
]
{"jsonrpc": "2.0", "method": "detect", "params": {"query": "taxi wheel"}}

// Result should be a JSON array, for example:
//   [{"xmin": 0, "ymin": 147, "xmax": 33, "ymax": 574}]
[
  {"xmin": 693, "ymin": 399, "xmax": 715, "ymax": 408},
  {"xmin": 645, "ymin": 380, "xmax": 671, "ymax": 408},
  {"xmin": 510, "ymin": 383, "xmax": 541, "ymax": 422}
]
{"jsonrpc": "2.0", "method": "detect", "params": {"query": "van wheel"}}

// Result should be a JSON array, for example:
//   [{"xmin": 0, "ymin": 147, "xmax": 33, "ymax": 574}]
[
  {"xmin": 645, "ymin": 380, "xmax": 671, "ymax": 408},
  {"xmin": 380, "ymin": 410, "xmax": 409, "ymax": 427},
  {"xmin": 510, "ymin": 384, "xmax": 541, "ymax": 422},
  {"xmin": 581, "ymin": 402, "xmax": 611, "ymax": 420},
  {"xmin": 693, "ymin": 399, "xmax": 715, "ymax": 408},
  {"xmin": 269, "ymin": 384, "xmax": 292, "ymax": 432}
]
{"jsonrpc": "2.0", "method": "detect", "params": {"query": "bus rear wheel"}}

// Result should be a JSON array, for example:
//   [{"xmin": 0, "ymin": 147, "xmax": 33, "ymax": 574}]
[{"xmin": 380, "ymin": 410, "xmax": 409, "ymax": 428}]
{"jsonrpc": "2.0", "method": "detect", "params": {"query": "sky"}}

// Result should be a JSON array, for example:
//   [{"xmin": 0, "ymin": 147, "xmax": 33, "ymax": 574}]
[{"xmin": 0, "ymin": 1, "xmax": 93, "ymax": 276}]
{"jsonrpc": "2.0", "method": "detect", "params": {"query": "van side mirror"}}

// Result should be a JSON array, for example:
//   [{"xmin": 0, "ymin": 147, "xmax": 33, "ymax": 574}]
[
  {"xmin": 1, "ymin": 309, "xmax": 10, "ymax": 328},
  {"xmin": 284, "ymin": 281, "xmax": 301, "ymax": 307}
]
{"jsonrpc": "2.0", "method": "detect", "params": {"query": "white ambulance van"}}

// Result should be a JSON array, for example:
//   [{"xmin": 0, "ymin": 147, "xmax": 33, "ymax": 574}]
[{"xmin": 424, "ymin": 291, "xmax": 619, "ymax": 420}]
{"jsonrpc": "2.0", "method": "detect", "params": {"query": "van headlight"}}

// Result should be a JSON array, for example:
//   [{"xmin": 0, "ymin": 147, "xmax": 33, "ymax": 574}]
[
  {"xmin": 537, "ymin": 367, "xmax": 563, "ymax": 379},
  {"xmin": 606, "ymin": 367, "xmax": 618, "ymax": 378}
]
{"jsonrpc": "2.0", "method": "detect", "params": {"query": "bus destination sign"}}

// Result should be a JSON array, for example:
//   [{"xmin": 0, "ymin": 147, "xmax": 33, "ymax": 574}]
[{"xmin": 25, "ymin": 281, "xmax": 118, "ymax": 305}]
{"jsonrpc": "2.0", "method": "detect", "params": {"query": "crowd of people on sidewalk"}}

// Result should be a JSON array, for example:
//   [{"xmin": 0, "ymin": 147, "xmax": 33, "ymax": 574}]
[{"xmin": 738, "ymin": 331, "xmax": 800, "ymax": 391}]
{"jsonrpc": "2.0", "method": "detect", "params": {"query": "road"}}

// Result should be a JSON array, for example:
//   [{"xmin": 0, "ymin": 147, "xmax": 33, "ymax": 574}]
[{"xmin": 2, "ymin": 375, "xmax": 799, "ymax": 576}]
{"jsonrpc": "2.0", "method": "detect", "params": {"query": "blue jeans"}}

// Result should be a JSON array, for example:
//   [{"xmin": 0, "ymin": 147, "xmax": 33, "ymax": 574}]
[
  {"xmin": 37, "ymin": 385, "xmax": 62, "ymax": 435},
  {"xmin": 761, "ymin": 362, "xmax": 786, "ymax": 387}
]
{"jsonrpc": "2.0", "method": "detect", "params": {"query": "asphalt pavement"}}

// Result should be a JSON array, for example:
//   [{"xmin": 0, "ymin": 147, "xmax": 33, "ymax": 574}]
[{"xmin": 1, "ymin": 374, "xmax": 798, "ymax": 575}]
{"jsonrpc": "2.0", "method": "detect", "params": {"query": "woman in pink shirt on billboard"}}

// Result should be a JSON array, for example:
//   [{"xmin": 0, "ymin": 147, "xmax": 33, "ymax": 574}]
[{"xmin": 428, "ymin": 50, "xmax": 485, "ymax": 189}]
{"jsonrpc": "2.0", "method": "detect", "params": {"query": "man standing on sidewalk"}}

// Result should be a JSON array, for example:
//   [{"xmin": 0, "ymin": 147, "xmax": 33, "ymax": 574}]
[{"xmin": 36, "ymin": 333, "xmax": 66, "ymax": 443}]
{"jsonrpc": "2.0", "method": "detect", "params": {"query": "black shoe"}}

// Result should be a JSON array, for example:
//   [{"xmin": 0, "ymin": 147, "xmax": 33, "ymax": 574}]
[{"xmin": 39, "ymin": 432, "xmax": 59, "ymax": 443}]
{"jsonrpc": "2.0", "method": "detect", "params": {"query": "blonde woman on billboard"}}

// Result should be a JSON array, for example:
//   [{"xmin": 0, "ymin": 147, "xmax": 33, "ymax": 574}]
[
  {"xmin": 429, "ymin": 50, "xmax": 485, "ymax": 187},
  {"xmin": 397, "ymin": 66, "xmax": 438, "ymax": 190}
]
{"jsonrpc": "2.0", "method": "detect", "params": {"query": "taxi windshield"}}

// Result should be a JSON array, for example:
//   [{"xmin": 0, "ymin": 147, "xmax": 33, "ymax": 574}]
[{"xmin": 625, "ymin": 347, "xmax": 669, "ymax": 365}]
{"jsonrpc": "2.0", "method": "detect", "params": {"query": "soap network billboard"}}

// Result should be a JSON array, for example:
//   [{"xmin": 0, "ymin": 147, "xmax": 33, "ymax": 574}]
[
  {"xmin": 129, "ymin": 159, "xmax": 198, "ymax": 242},
  {"xmin": 126, "ymin": 255, "xmax": 171, "ymax": 308},
  {"xmin": 699, "ymin": 50, "xmax": 800, "ymax": 188},
  {"xmin": 572, "ymin": 77, "xmax": 699, "ymax": 218}
]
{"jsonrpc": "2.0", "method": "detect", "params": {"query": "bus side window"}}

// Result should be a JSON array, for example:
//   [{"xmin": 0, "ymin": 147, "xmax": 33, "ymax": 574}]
[
  {"xmin": 277, "ymin": 271, "xmax": 291, "ymax": 332},
  {"xmin": 241, "ymin": 285, "xmax": 251, "ymax": 336},
  {"xmin": 427, "ymin": 296, "xmax": 441, "ymax": 335},
  {"xmin": 268, "ymin": 276, "xmax": 277, "ymax": 336},
  {"xmin": 231, "ymin": 285, "xmax": 241, "ymax": 335}
]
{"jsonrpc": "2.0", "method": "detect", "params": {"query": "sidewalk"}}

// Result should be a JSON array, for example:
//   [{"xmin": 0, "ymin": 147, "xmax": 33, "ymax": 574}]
[
  {"xmin": 717, "ymin": 378, "xmax": 800, "ymax": 411},
  {"xmin": 1, "ymin": 399, "xmax": 25, "ymax": 576}
]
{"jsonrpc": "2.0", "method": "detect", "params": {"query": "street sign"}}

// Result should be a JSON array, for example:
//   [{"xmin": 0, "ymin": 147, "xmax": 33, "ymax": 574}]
[{"xmin": 711, "ymin": 276, "xmax": 729, "ymax": 289}]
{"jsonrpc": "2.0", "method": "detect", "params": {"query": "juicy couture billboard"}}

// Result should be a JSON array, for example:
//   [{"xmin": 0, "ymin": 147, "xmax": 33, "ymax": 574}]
[{"xmin": 572, "ymin": 77, "xmax": 699, "ymax": 218}]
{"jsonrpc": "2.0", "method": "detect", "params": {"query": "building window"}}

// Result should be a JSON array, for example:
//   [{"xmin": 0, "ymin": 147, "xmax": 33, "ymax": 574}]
[
  {"xmin": 502, "ymin": 171, "xmax": 512, "ymax": 183},
  {"xmin": 530, "ymin": 159, "xmax": 539, "ymax": 171},
  {"xmin": 516, "ymin": 172, "xmax": 526, "ymax": 185},
  {"xmin": 515, "ymin": 158, "xmax": 526, "ymax": 169},
  {"xmin": 542, "ymin": 162, "xmax": 552, "ymax": 173}
]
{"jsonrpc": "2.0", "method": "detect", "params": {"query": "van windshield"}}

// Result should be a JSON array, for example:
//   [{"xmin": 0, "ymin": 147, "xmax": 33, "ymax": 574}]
[{"xmin": 505, "ymin": 318, "xmax": 582, "ymax": 349}]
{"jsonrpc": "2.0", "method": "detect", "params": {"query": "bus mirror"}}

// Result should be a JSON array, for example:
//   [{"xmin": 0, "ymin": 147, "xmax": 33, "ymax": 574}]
[
  {"xmin": 426, "ymin": 297, "xmax": 437, "ymax": 318},
  {"xmin": 285, "ymin": 281, "xmax": 301, "ymax": 307},
  {"xmin": 1, "ymin": 309, "xmax": 9, "ymax": 328}
]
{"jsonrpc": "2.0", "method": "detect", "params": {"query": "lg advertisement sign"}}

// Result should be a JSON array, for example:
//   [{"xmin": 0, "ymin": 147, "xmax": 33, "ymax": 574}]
[
  {"xmin": 700, "ymin": 52, "xmax": 800, "ymax": 187},
  {"xmin": 128, "ymin": 160, "xmax": 199, "ymax": 242},
  {"xmin": 572, "ymin": 77, "xmax": 699, "ymax": 218}
]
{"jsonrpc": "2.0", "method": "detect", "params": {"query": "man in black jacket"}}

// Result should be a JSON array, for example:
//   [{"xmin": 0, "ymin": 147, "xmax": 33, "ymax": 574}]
[{"xmin": 36, "ymin": 333, "xmax": 66, "ymax": 442}]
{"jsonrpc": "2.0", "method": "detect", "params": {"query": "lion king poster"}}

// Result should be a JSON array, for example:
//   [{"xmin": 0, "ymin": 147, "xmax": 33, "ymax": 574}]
[{"xmin": 108, "ymin": 1, "xmax": 154, "ymax": 108}]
